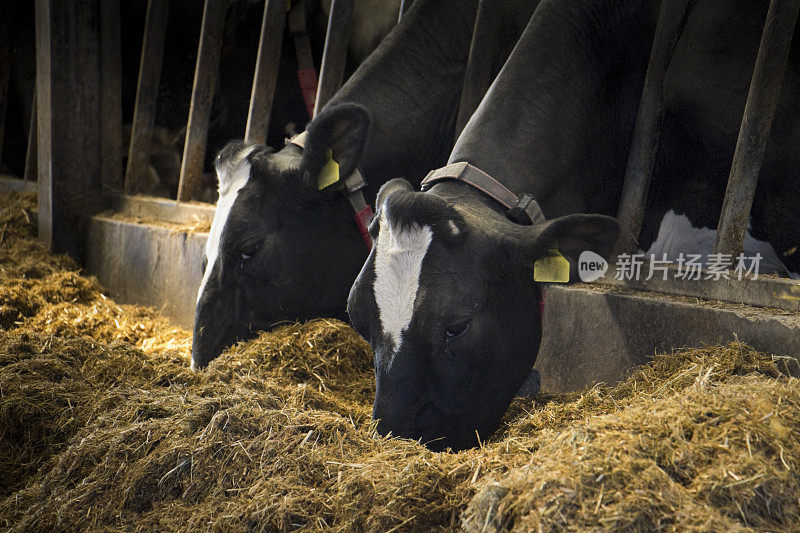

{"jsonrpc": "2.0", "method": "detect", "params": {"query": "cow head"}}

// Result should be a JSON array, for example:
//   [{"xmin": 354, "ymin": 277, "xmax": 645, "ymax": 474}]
[
  {"xmin": 191, "ymin": 103, "xmax": 371, "ymax": 370},
  {"xmin": 347, "ymin": 179, "xmax": 619, "ymax": 451}
]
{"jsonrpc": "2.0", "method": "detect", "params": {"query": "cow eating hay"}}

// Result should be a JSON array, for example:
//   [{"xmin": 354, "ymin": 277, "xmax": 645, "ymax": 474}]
[{"xmin": 0, "ymin": 191, "xmax": 798, "ymax": 530}]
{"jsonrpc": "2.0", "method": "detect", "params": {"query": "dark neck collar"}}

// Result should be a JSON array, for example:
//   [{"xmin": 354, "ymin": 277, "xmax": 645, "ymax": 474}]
[{"xmin": 420, "ymin": 161, "xmax": 545, "ymax": 225}]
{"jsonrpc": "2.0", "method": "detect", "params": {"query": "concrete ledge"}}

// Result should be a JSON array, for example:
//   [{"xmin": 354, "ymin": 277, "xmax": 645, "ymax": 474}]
[
  {"xmin": 86, "ymin": 215, "xmax": 207, "ymax": 329},
  {"xmin": 0, "ymin": 176, "xmax": 37, "ymax": 194},
  {"xmin": 604, "ymin": 264, "xmax": 800, "ymax": 313},
  {"xmin": 534, "ymin": 284, "xmax": 800, "ymax": 393},
  {"xmin": 106, "ymin": 193, "xmax": 215, "ymax": 226}
]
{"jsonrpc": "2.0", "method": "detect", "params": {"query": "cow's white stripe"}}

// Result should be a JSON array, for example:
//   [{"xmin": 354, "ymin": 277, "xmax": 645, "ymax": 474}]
[
  {"xmin": 196, "ymin": 147, "xmax": 257, "ymax": 305},
  {"xmin": 373, "ymin": 211, "xmax": 433, "ymax": 358}
]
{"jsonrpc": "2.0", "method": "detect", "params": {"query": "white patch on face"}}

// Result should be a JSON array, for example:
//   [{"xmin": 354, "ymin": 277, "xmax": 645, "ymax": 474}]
[
  {"xmin": 196, "ymin": 147, "xmax": 257, "ymax": 305},
  {"xmin": 373, "ymin": 211, "xmax": 433, "ymax": 359},
  {"xmin": 645, "ymin": 209, "xmax": 791, "ymax": 275}
]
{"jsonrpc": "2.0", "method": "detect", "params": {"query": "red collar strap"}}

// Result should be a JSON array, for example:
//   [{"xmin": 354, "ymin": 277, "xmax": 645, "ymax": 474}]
[
  {"xmin": 288, "ymin": 2, "xmax": 318, "ymax": 120},
  {"xmin": 289, "ymin": 132, "xmax": 374, "ymax": 251},
  {"xmin": 420, "ymin": 161, "xmax": 545, "ymax": 226}
]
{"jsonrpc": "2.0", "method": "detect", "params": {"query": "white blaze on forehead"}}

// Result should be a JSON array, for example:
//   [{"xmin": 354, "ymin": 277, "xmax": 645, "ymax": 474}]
[
  {"xmin": 196, "ymin": 147, "xmax": 257, "ymax": 304},
  {"xmin": 373, "ymin": 211, "xmax": 433, "ymax": 355}
]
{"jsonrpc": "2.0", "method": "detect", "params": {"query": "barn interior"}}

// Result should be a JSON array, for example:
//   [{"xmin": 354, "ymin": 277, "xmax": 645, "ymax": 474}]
[{"xmin": 1, "ymin": 0, "xmax": 800, "ymax": 530}]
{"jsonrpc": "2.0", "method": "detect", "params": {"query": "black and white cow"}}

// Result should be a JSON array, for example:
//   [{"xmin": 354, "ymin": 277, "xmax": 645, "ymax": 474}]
[
  {"xmin": 191, "ymin": 0, "xmax": 538, "ymax": 370},
  {"xmin": 348, "ymin": 0, "xmax": 800, "ymax": 451},
  {"xmin": 346, "ymin": 0, "xmax": 649, "ymax": 451}
]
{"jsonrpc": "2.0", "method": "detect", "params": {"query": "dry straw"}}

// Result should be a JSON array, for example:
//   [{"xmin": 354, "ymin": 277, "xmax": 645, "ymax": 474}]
[{"xmin": 0, "ymin": 191, "xmax": 798, "ymax": 531}]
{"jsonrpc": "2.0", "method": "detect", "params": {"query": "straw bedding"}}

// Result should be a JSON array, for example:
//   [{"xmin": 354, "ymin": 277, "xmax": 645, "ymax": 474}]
[{"xmin": 0, "ymin": 190, "xmax": 798, "ymax": 531}]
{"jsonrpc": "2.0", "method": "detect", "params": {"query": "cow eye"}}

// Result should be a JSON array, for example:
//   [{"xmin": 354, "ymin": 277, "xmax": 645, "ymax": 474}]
[
  {"xmin": 239, "ymin": 241, "xmax": 261, "ymax": 262},
  {"xmin": 444, "ymin": 319, "xmax": 471, "ymax": 342}
]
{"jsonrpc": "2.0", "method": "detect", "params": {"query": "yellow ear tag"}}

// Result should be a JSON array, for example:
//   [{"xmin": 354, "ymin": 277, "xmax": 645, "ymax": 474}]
[
  {"xmin": 534, "ymin": 250, "xmax": 570, "ymax": 283},
  {"xmin": 317, "ymin": 149, "xmax": 340, "ymax": 190}
]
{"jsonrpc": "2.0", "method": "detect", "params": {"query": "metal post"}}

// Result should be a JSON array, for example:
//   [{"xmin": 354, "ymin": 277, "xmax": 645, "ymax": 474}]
[
  {"xmin": 100, "ymin": 0, "xmax": 123, "ymax": 191},
  {"xmin": 177, "ymin": 0, "xmax": 227, "ymax": 202},
  {"xmin": 124, "ymin": 0, "xmax": 169, "ymax": 194},
  {"xmin": 713, "ymin": 0, "xmax": 800, "ymax": 258},
  {"xmin": 35, "ymin": 0, "xmax": 102, "ymax": 257},
  {"xmin": 244, "ymin": 0, "xmax": 286, "ymax": 144},
  {"xmin": 313, "ymin": 0, "xmax": 354, "ymax": 116},
  {"xmin": 454, "ymin": 0, "xmax": 501, "ymax": 140},
  {"xmin": 614, "ymin": 0, "xmax": 691, "ymax": 254}
]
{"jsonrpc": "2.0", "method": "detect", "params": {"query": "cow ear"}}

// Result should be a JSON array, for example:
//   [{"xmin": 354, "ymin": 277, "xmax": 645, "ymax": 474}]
[
  {"xmin": 301, "ymin": 103, "xmax": 370, "ymax": 191},
  {"xmin": 214, "ymin": 140, "xmax": 255, "ymax": 192},
  {"xmin": 520, "ymin": 214, "xmax": 619, "ymax": 265},
  {"xmin": 375, "ymin": 178, "xmax": 413, "ymax": 211}
]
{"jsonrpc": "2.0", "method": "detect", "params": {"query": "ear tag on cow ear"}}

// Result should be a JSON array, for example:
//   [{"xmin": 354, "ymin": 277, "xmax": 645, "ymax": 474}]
[
  {"xmin": 534, "ymin": 249, "xmax": 570, "ymax": 283},
  {"xmin": 317, "ymin": 149, "xmax": 340, "ymax": 190}
]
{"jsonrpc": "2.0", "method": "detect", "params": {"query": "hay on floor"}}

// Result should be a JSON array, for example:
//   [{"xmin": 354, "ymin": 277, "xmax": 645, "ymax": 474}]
[{"xmin": 1, "ymin": 191, "xmax": 798, "ymax": 532}]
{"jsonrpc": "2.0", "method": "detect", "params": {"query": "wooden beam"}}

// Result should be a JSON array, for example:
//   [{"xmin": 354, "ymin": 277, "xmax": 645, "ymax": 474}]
[
  {"xmin": 100, "ymin": 0, "xmax": 123, "ymax": 191},
  {"xmin": 177, "ymin": 0, "xmax": 227, "ymax": 202},
  {"xmin": 124, "ymin": 0, "xmax": 169, "ymax": 194},
  {"xmin": 714, "ymin": 0, "xmax": 800, "ymax": 258},
  {"xmin": 245, "ymin": 0, "xmax": 287, "ymax": 144},
  {"xmin": 35, "ymin": 0, "xmax": 102, "ymax": 258},
  {"xmin": 614, "ymin": 0, "xmax": 690, "ymax": 254},
  {"xmin": 313, "ymin": 0, "xmax": 354, "ymax": 116}
]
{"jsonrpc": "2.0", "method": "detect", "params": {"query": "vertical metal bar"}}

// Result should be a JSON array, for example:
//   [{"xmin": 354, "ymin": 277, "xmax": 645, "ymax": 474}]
[
  {"xmin": 714, "ymin": 0, "xmax": 800, "ymax": 258},
  {"xmin": 24, "ymin": 86, "xmax": 36, "ymax": 182},
  {"xmin": 614, "ymin": 0, "xmax": 691, "ymax": 254},
  {"xmin": 245, "ymin": 0, "xmax": 286, "ymax": 144},
  {"xmin": 313, "ymin": 0, "xmax": 354, "ymax": 116},
  {"xmin": 35, "ymin": 0, "xmax": 52, "ymax": 245},
  {"xmin": 35, "ymin": 0, "xmax": 102, "ymax": 257},
  {"xmin": 101, "ymin": 0, "xmax": 123, "ymax": 191},
  {"xmin": 0, "ymin": 0, "xmax": 12, "ymax": 165},
  {"xmin": 454, "ymin": 0, "xmax": 501, "ymax": 140},
  {"xmin": 124, "ymin": 0, "xmax": 169, "ymax": 194},
  {"xmin": 177, "ymin": 0, "xmax": 227, "ymax": 202}
]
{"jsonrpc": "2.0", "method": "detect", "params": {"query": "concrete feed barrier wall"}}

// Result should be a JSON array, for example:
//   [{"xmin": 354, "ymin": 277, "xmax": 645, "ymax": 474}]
[
  {"xmin": 535, "ymin": 284, "xmax": 800, "ymax": 393},
  {"xmin": 77, "ymin": 199, "xmax": 800, "ymax": 392},
  {"xmin": 86, "ymin": 214, "xmax": 206, "ymax": 329}
]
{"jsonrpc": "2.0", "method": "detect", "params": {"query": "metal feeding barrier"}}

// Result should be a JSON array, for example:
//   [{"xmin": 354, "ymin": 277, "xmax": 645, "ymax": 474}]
[
  {"xmin": 615, "ymin": 0, "xmax": 800, "ymax": 260},
  {"xmin": 125, "ymin": 0, "xmax": 358, "ymax": 201},
  {"xmin": 7, "ymin": 0, "xmax": 798, "ymax": 270},
  {"xmin": 3, "ymin": 0, "xmax": 520, "ymax": 253},
  {"xmin": 10, "ymin": 0, "xmax": 369, "ymax": 255}
]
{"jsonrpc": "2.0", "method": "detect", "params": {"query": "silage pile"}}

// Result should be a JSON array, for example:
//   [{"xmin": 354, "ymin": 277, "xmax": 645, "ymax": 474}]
[{"xmin": 0, "ymin": 190, "xmax": 799, "ymax": 531}]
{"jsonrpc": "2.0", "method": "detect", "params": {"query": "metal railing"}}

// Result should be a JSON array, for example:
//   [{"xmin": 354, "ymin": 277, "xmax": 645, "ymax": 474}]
[
  {"xmin": 13, "ymin": 0, "xmax": 797, "ymax": 277},
  {"xmin": 4, "ymin": 0, "xmax": 369, "ymax": 254},
  {"xmin": 124, "ymin": 0, "xmax": 358, "ymax": 202},
  {"xmin": 615, "ymin": 0, "xmax": 800, "ymax": 261}
]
